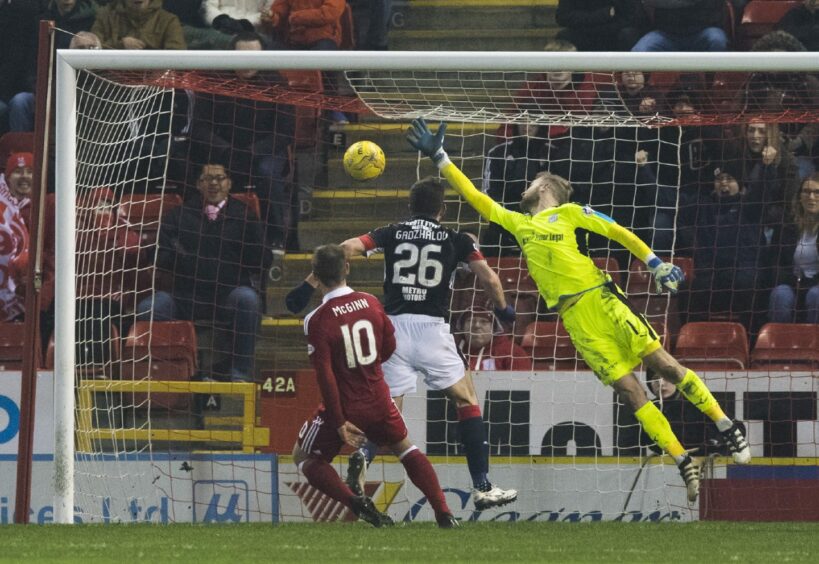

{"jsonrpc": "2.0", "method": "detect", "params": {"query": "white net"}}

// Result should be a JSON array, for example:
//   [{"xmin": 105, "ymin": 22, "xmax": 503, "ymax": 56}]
[{"xmin": 58, "ymin": 53, "xmax": 819, "ymax": 523}]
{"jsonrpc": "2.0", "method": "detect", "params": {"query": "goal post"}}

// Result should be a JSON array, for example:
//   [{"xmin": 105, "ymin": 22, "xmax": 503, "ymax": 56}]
[{"xmin": 50, "ymin": 49, "xmax": 819, "ymax": 524}]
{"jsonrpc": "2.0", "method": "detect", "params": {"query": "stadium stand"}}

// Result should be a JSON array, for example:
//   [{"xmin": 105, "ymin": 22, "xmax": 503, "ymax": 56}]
[
  {"xmin": 750, "ymin": 322, "xmax": 819, "ymax": 370},
  {"xmin": 674, "ymin": 321, "xmax": 750, "ymax": 370}
]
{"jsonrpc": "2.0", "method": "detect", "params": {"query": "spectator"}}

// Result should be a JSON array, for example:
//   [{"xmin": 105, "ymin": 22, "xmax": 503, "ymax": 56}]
[
  {"xmin": 202, "ymin": 0, "xmax": 272, "ymax": 32},
  {"xmin": 745, "ymin": 31, "xmax": 819, "ymax": 181},
  {"xmin": 92, "ymin": 0, "xmax": 186, "ymax": 50},
  {"xmin": 0, "ymin": 153, "xmax": 31, "ymax": 321},
  {"xmin": 163, "ymin": 0, "xmax": 232, "ymax": 49},
  {"xmin": 688, "ymin": 163, "xmax": 761, "ymax": 327},
  {"xmin": 42, "ymin": 0, "xmax": 98, "ymax": 50},
  {"xmin": 767, "ymin": 173, "xmax": 819, "ymax": 323},
  {"xmin": 481, "ymin": 123, "xmax": 548, "ymax": 257},
  {"xmin": 0, "ymin": 152, "xmax": 33, "ymax": 220},
  {"xmin": 777, "ymin": 0, "xmax": 819, "ymax": 52},
  {"xmin": 69, "ymin": 30, "xmax": 103, "ymax": 48},
  {"xmin": 349, "ymin": 0, "xmax": 391, "ymax": 50},
  {"xmin": 455, "ymin": 309, "xmax": 533, "ymax": 371},
  {"xmin": 0, "ymin": 0, "xmax": 41, "ymax": 133},
  {"xmin": 136, "ymin": 162, "xmax": 267, "ymax": 382},
  {"xmin": 632, "ymin": 0, "xmax": 728, "ymax": 52},
  {"xmin": 730, "ymin": 121, "xmax": 800, "ymax": 228},
  {"xmin": 264, "ymin": 0, "xmax": 345, "ymax": 50},
  {"xmin": 188, "ymin": 31, "xmax": 296, "ymax": 250},
  {"xmin": 555, "ymin": 0, "xmax": 648, "ymax": 51}
]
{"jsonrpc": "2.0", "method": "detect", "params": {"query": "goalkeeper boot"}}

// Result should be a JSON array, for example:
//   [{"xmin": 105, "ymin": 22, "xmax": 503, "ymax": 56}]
[
  {"xmin": 678, "ymin": 454, "xmax": 700, "ymax": 503},
  {"xmin": 436, "ymin": 512, "xmax": 460, "ymax": 529},
  {"xmin": 720, "ymin": 422, "xmax": 751, "ymax": 464},
  {"xmin": 350, "ymin": 495, "xmax": 394, "ymax": 528},
  {"xmin": 345, "ymin": 450, "xmax": 367, "ymax": 496},
  {"xmin": 472, "ymin": 485, "xmax": 518, "ymax": 511}
]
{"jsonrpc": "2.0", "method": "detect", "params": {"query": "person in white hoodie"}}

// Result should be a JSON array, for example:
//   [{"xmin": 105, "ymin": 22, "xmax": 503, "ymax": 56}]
[{"xmin": 201, "ymin": 0, "xmax": 273, "ymax": 31}]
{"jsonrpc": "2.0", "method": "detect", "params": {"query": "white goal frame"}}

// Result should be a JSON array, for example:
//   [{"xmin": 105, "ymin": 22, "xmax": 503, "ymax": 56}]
[{"xmin": 53, "ymin": 49, "xmax": 819, "ymax": 524}]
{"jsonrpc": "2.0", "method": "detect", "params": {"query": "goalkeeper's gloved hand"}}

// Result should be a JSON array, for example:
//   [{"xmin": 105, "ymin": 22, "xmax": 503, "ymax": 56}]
[
  {"xmin": 493, "ymin": 304, "xmax": 516, "ymax": 323},
  {"xmin": 646, "ymin": 257, "xmax": 684, "ymax": 295},
  {"xmin": 406, "ymin": 118, "xmax": 448, "ymax": 166}
]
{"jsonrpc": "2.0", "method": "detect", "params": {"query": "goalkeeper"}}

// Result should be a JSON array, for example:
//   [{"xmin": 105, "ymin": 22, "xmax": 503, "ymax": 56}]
[{"xmin": 407, "ymin": 118, "xmax": 751, "ymax": 502}]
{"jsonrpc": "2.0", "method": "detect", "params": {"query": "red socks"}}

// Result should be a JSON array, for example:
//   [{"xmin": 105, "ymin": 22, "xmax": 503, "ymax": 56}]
[
  {"xmin": 302, "ymin": 458, "xmax": 355, "ymax": 508},
  {"xmin": 401, "ymin": 448, "xmax": 451, "ymax": 517}
]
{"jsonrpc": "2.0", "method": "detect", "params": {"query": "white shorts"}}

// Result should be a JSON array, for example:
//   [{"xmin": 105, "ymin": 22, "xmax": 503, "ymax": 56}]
[{"xmin": 382, "ymin": 314, "xmax": 466, "ymax": 397}]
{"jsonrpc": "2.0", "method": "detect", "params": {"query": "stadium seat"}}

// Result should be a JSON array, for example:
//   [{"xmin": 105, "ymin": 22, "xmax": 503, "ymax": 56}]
[
  {"xmin": 674, "ymin": 321, "xmax": 749, "ymax": 370},
  {"xmin": 121, "ymin": 320, "xmax": 198, "ymax": 410},
  {"xmin": 0, "ymin": 131, "xmax": 34, "ymax": 174},
  {"xmin": 520, "ymin": 320, "xmax": 583, "ymax": 371},
  {"xmin": 118, "ymin": 193, "xmax": 183, "ymax": 247},
  {"xmin": 750, "ymin": 323, "xmax": 819, "ymax": 370},
  {"xmin": 279, "ymin": 70, "xmax": 323, "ymax": 149},
  {"xmin": 0, "ymin": 322, "xmax": 27, "ymax": 370},
  {"xmin": 231, "ymin": 191, "xmax": 261, "ymax": 219},
  {"xmin": 591, "ymin": 256, "xmax": 622, "ymax": 287},
  {"xmin": 736, "ymin": 1, "xmax": 801, "ymax": 51}
]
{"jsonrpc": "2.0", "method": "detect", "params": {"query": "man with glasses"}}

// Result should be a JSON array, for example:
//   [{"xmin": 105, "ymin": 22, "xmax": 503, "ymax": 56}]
[{"xmin": 136, "ymin": 162, "xmax": 269, "ymax": 382}]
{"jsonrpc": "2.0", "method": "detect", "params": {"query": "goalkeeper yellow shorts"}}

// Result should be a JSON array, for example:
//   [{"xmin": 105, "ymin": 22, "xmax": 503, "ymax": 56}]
[{"xmin": 560, "ymin": 283, "xmax": 661, "ymax": 386}]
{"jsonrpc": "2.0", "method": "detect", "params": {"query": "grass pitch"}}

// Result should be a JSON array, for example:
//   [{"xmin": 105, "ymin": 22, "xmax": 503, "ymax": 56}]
[{"xmin": 3, "ymin": 521, "xmax": 819, "ymax": 563}]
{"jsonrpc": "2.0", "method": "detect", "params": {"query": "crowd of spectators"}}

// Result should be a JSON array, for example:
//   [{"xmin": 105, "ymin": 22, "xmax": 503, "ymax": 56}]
[{"xmin": 3, "ymin": 1, "xmax": 819, "ymax": 377}]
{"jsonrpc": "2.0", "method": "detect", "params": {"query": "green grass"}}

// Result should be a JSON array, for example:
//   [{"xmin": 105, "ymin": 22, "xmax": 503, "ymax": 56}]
[{"xmin": 3, "ymin": 522, "xmax": 819, "ymax": 563}]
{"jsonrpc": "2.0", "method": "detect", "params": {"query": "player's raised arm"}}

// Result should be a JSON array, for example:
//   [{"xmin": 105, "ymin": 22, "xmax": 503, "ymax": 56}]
[
  {"xmin": 407, "ymin": 118, "xmax": 498, "ymax": 222},
  {"xmin": 469, "ymin": 259, "xmax": 516, "ymax": 323}
]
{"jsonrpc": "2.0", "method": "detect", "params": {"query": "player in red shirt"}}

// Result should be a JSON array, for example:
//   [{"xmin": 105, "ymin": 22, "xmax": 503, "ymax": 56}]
[{"xmin": 293, "ymin": 244, "xmax": 457, "ymax": 528}]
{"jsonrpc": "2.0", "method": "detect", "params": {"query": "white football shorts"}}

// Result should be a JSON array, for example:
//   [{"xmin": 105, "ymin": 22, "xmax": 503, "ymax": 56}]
[{"xmin": 382, "ymin": 313, "xmax": 466, "ymax": 397}]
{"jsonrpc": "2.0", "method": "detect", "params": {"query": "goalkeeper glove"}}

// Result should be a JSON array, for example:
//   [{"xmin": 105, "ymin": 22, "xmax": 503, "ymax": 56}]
[
  {"xmin": 406, "ymin": 118, "xmax": 448, "ymax": 166},
  {"xmin": 646, "ymin": 257, "xmax": 684, "ymax": 295},
  {"xmin": 494, "ymin": 304, "xmax": 516, "ymax": 323}
]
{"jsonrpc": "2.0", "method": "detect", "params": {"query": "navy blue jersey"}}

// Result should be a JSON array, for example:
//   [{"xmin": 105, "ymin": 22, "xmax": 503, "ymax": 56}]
[{"xmin": 360, "ymin": 217, "xmax": 483, "ymax": 318}]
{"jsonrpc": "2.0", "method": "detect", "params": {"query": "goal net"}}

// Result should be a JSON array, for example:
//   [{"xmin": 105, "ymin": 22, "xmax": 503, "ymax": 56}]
[{"xmin": 47, "ymin": 50, "xmax": 819, "ymax": 524}]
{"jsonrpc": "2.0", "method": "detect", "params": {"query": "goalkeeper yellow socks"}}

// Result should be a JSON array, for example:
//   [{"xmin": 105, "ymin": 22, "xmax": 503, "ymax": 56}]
[
  {"xmin": 634, "ymin": 401, "xmax": 686, "ymax": 462},
  {"xmin": 677, "ymin": 369, "xmax": 733, "ymax": 431}
]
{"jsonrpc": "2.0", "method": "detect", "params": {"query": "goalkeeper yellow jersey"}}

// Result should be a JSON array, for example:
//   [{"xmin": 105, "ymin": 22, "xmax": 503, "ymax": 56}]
[{"xmin": 439, "ymin": 162, "xmax": 653, "ymax": 310}]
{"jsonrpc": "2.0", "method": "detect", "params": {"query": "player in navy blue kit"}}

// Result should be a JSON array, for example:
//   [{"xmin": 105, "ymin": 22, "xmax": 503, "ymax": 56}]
[
  {"xmin": 287, "ymin": 178, "xmax": 518, "ymax": 510},
  {"xmin": 294, "ymin": 244, "xmax": 457, "ymax": 528}
]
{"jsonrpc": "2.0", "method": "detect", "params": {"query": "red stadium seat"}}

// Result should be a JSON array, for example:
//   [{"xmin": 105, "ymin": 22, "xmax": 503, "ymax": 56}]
[
  {"xmin": 121, "ymin": 320, "xmax": 198, "ymax": 410},
  {"xmin": 0, "ymin": 322, "xmax": 27, "ymax": 370},
  {"xmin": 520, "ymin": 320, "xmax": 583, "ymax": 371},
  {"xmin": 118, "ymin": 193, "xmax": 183, "ymax": 247},
  {"xmin": 750, "ymin": 323, "xmax": 819, "ymax": 370},
  {"xmin": 0, "ymin": 131, "xmax": 34, "ymax": 174},
  {"xmin": 231, "ymin": 191, "xmax": 261, "ymax": 219},
  {"xmin": 674, "ymin": 322, "xmax": 749, "ymax": 370},
  {"xmin": 737, "ymin": 1, "xmax": 801, "ymax": 50}
]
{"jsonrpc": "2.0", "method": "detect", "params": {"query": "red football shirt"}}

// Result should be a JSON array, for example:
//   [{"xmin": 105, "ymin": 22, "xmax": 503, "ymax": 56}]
[{"xmin": 304, "ymin": 286, "xmax": 396, "ymax": 429}]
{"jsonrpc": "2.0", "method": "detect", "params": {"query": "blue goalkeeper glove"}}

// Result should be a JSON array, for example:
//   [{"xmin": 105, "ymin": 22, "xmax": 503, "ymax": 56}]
[
  {"xmin": 406, "ymin": 118, "xmax": 448, "ymax": 165},
  {"xmin": 493, "ymin": 304, "xmax": 516, "ymax": 323},
  {"xmin": 646, "ymin": 257, "xmax": 684, "ymax": 295}
]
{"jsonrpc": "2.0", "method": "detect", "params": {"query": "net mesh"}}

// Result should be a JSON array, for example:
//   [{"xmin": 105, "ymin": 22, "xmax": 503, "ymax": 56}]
[{"xmin": 62, "ymin": 62, "xmax": 819, "ymax": 522}]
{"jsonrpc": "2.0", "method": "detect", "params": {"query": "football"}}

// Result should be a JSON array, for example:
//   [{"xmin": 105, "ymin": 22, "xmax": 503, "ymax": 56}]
[{"xmin": 343, "ymin": 140, "xmax": 386, "ymax": 181}]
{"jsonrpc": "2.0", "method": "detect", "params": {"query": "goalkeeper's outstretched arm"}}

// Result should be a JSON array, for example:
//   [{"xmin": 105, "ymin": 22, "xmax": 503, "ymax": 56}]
[{"xmin": 406, "ymin": 118, "xmax": 498, "ymax": 221}]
